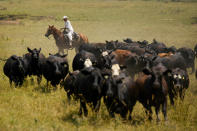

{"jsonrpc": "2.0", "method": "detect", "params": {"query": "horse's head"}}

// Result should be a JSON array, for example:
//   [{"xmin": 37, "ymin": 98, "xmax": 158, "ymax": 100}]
[{"xmin": 45, "ymin": 25, "xmax": 54, "ymax": 38}]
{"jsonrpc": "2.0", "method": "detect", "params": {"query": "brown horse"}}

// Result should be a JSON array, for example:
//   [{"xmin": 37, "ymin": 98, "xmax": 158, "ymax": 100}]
[{"xmin": 45, "ymin": 25, "xmax": 89, "ymax": 54}]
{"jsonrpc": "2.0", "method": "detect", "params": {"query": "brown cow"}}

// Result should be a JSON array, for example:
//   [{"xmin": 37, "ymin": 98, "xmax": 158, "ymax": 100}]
[
  {"xmin": 111, "ymin": 49, "xmax": 138, "ymax": 79},
  {"xmin": 135, "ymin": 63, "xmax": 171, "ymax": 122}
]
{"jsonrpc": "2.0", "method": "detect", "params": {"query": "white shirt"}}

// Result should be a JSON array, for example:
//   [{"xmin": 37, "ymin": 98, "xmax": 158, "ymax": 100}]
[{"xmin": 64, "ymin": 20, "xmax": 74, "ymax": 32}]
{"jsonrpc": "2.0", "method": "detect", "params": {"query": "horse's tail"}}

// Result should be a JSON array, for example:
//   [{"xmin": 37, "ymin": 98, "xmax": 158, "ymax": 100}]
[{"xmin": 78, "ymin": 33, "xmax": 89, "ymax": 44}]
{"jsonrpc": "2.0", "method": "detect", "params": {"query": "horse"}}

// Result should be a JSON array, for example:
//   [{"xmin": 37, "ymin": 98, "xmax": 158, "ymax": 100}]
[{"xmin": 45, "ymin": 25, "xmax": 89, "ymax": 54}]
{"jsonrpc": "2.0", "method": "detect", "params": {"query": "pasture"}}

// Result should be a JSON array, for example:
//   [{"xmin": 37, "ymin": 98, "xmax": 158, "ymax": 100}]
[{"xmin": 0, "ymin": 0, "xmax": 197, "ymax": 130}]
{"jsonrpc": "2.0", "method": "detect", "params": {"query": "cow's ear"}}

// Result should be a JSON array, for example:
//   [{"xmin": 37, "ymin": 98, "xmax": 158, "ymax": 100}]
[
  {"xmin": 38, "ymin": 48, "xmax": 41, "ymax": 53},
  {"xmin": 108, "ymin": 50, "xmax": 113, "ymax": 54},
  {"xmin": 27, "ymin": 47, "xmax": 32, "ymax": 53},
  {"xmin": 49, "ymin": 53, "xmax": 52, "ymax": 56},
  {"xmin": 120, "ymin": 65, "xmax": 127, "ymax": 70},
  {"xmin": 110, "ymin": 54, "xmax": 115, "ymax": 59},
  {"xmin": 105, "ymin": 40, "xmax": 109, "ymax": 43},
  {"xmin": 143, "ymin": 68, "xmax": 151, "ymax": 75},
  {"xmin": 11, "ymin": 55, "xmax": 18, "ymax": 60},
  {"xmin": 163, "ymin": 69, "xmax": 172, "ymax": 76}
]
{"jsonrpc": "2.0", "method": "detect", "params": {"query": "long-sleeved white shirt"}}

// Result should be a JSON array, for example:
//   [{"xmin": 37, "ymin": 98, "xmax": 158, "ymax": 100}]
[{"xmin": 64, "ymin": 20, "xmax": 74, "ymax": 32}]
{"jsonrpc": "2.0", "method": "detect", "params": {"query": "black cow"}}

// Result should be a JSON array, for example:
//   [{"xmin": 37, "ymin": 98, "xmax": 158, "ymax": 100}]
[
  {"xmin": 136, "ymin": 63, "xmax": 171, "ymax": 122},
  {"xmin": 177, "ymin": 47, "xmax": 195, "ymax": 73},
  {"xmin": 147, "ymin": 39, "xmax": 168, "ymax": 54},
  {"xmin": 103, "ymin": 70, "xmax": 138, "ymax": 119},
  {"xmin": 23, "ymin": 47, "xmax": 45, "ymax": 84},
  {"xmin": 63, "ymin": 70, "xmax": 80, "ymax": 103},
  {"xmin": 3, "ymin": 55, "xmax": 26, "ymax": 87},
  {"xmin": 123, "ymin": 38, "xmax": 148, "ymax": 47},
  {"xmin": 168, "ymin": 68, "xmax": 189, "ymax": 105},
  {"xmin": 152, "ymin": 53, "xmax": 187, "ymax": 71},
  {"xmin": 42, "ymin": 53, "xmax": 69, "ymax": 87},
  {"xmin": 67, "ymin": 67, "xmax": 104, "ymax": 116}
]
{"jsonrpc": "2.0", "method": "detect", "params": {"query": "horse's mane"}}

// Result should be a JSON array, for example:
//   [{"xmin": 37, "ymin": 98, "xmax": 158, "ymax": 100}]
[{"xmin": 51, "ymin": 26, "xmax": 62, "ymax": 35}]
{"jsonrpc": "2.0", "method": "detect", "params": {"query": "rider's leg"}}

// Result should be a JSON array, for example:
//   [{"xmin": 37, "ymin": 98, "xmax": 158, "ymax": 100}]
[{"xmin": 67, "ymin": 32, "xmax": 73, "ymax": 46}]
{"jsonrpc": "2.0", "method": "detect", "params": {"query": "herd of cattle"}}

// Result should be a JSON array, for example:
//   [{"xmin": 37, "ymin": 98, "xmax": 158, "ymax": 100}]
[{"xmin": 3, "ymin": 38, "xmax": 197, "ymax": 121}]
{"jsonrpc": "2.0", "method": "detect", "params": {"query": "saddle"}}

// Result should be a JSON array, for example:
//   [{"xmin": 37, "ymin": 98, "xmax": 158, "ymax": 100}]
[{"xmin": 63, "ymin": 29, "xmax": 80, "ymax": 43}]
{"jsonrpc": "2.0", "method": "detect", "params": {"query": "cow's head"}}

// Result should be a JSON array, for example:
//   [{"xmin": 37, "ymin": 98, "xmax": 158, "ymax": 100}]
[
  {"xmin": 171, "ymin": 68, "xmax": 188, "ymax": 92},
  {"xmin": 106, "ymin": 40, "xmax": 118, "ymax": 50},
  {"xmin": 143, "ymin": 63, "xmax": 171, "ymax": 93},
  {"xmin": 27, "ymin": 47, "xmax": 41, "ymax": 63}
]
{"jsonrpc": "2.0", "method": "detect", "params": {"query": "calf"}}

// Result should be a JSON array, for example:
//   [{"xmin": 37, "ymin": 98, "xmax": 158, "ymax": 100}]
[
  {"xmin": 42, "ymin": 53, "xmax": 69, "ymax": 87},
  {"xmin": 3, "ymin": 55, "xmax": 26, "ymax": 87},
  {"xmin": 136, "ymin": 63, "xmax": 171, "ymax": 121},
  {"xmin": 168, "ymin": 68, "xmax": 189, "ymax": 105}
]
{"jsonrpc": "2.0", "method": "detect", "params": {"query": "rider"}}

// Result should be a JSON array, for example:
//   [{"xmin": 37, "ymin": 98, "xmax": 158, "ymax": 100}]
[{"xmin": 61, "ymin": 16, "xmax": 74, "ymax": 46}]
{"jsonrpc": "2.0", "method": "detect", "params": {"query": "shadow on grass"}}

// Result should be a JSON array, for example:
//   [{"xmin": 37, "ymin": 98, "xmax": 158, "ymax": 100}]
[
  {"xmin": 61, "ymin": 111, "xmax": 84, "ymax": 128},
  {"xmin": 33, "ymin": 85, "xmax": 54, "ymax": 93}
]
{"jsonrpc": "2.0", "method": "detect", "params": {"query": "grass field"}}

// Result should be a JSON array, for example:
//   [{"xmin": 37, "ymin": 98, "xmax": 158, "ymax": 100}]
[{"xmin": 0, "ymin": 0, "xmax": 197, "ymax": 130}]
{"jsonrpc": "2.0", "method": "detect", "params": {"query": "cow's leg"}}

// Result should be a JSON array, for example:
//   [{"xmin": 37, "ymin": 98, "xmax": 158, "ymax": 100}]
[
  {"xmin": 128, "ymin": 101, "xmax": 136, "ymax": 120},
  {"xmin": 162, "ymin": 98, "xmax": 168, "ymax": 121},
  {"xmin": 120, "ymin": 106, "xmax": 128, "ymax": 120},
  {"xmin": 78, "ymin": 101, "xmax": 83, "ymax": 116},
  {"xmin": 155, "ymin": 104, "xmax": 161, "ymax": 122},
  {"xmin": 179, "ymin": 88, "xmax": 185, "ymax": 101},
  {"xmin": 67, "ymin": 91, "xmax": 72, "ymax": 104},
  {"xmin": 19, "ymin": 78, "xmax": 24, "ymax": 87},
  {"xmin": 79, "ymin": 99, "xmax": 88, "ymax": 116},
  {"xmin": 9, "ymin": 78, "xmax": 12, "ymax": 88},
  {"xmin": 143, "ymin": 102, "xmax": 153, "ymax": 120},
  {"xmin": 104, "ymin": 97, "xmax": 114, "ymax": 117},
  {"xmin": 37, "ymin": 75, "xmax": 42, "ymax": 85},
  {"xmin": 93, "ymin": 100, "xmax": 101, "ymax": 113},
  {"xmin": 168, "ymin": 91, "xmax": 175, "ymax": 106}
]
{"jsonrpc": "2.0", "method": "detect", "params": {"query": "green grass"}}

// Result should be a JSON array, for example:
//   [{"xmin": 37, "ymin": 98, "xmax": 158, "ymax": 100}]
[{"xmin": 0, "ymin": 0, "xmax": 197, "ymax": 130}]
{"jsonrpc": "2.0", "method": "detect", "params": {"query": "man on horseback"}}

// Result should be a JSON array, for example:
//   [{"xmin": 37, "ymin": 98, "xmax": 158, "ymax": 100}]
[{"xmin": 61, "ymin": 16, "xmax": 74, "ymax": 47}]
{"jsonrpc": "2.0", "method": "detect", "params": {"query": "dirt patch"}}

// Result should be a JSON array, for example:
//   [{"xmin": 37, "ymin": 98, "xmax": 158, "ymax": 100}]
[
  {"xmin": 0, "ymin": 14, "xmax": 55, "ymax": 25},
  {"xmin": 0, "ymin": 20, "xmax": 22, "ymax": 25},
  {"xmin": 0, "ymin": 14, "xmax": 55, "ymax": 21}
]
